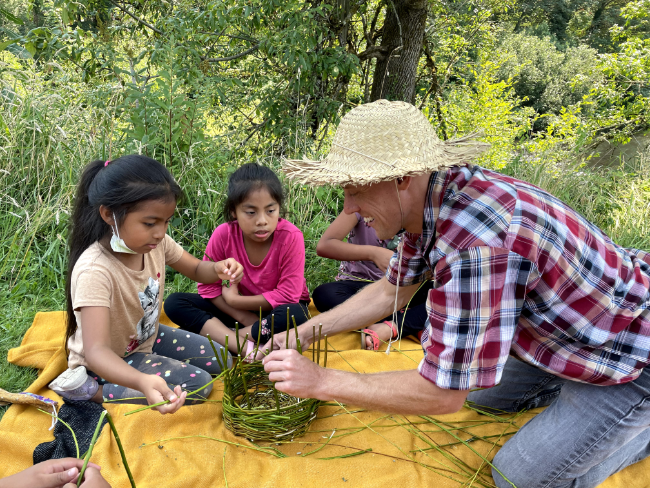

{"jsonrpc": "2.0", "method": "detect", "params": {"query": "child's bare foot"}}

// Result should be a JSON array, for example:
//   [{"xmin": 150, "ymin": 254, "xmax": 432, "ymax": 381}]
[{"xmin": 363, "ymin": 321, "xmax": 397, "ymax": 350}]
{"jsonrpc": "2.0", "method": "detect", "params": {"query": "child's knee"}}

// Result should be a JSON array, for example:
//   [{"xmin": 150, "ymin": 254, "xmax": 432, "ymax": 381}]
[
  {"xmin": 180, "ymin": 368, "xmax": 213, "ymax": 401},
  {"xmin": 163, "ymin": 293, "xmax": 183, "ymax": 321},
  {"xmin": 311, "ymin": 285, "xmax": 329, "ymax": 312}
]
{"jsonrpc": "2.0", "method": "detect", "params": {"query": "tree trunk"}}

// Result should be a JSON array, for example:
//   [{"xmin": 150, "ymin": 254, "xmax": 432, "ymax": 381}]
[{"xmin": 370, "ymin": 0, "xmax": 427, "ymax": 103}]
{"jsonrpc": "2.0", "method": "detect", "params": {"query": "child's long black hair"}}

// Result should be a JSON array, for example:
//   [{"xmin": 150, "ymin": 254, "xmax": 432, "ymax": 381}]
[
  {"xmin": 223, "ymin": 163, "xmax": 285, "ymax": 221},
  {"xmin": 65, "ymin": 155, "xmax": 182, "ymax": 352}
]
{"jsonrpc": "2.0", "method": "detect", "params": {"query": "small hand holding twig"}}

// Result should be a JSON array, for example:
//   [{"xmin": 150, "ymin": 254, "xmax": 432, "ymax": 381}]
[
  {"xmin": 0, "ymin": 458, "xmax": 101, "ymax": 488},
  {"xmin": 140, "ymin": 376, "xmax": 187, "ymax": 414},
  {"xmin": 64, "ymin": 467, "xmax": 110, "ymax": 488},
  {"xmin": 215, "ymin": 258, "xmax": 243, "ymax": 283}
]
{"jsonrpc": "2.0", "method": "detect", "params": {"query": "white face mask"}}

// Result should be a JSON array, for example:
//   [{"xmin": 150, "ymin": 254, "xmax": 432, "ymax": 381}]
[{"xmin": 110, "ymin": 212, "xmax": 138, "ymax": 254}]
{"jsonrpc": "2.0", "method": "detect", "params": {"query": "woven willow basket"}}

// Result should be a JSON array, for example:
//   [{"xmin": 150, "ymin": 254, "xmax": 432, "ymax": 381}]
[{"xmin": 221, "ymin": 360, "xmax": 320, "ymax": 442}]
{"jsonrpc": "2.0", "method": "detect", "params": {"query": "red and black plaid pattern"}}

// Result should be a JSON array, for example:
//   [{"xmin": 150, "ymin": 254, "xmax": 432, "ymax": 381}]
[{"xmin": 387, "ymin": 166, "xmax": 650, "ymax": 390}]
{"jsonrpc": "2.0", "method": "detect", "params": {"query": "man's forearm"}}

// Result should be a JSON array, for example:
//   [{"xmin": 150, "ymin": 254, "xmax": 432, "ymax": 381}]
[
  {"xmin": 313, "ymin": 278, "xmax": 420, "ymax": 337},
  {"xmin": 317, "ymin": 369, "xmax": 467, "ymax": 415}
]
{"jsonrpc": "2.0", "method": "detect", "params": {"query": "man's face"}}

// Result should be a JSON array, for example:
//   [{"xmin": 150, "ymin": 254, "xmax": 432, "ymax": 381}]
[{"xmin": 343, "ymin": 180, "xmax": 403, "ymax": 240}]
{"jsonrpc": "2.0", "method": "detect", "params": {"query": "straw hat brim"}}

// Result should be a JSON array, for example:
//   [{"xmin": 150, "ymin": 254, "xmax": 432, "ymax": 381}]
[
  {"xmin": 283, "ymin": 132, "xmax": 490, "ymax": 187},
  {"xmin": 281, "ymin": 99, "xmax": 489, "ymax": 187}
]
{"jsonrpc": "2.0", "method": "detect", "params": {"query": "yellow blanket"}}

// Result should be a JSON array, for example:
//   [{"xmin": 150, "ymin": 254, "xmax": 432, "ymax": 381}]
[{"xmin": 0, "ymin": 310, "xmax": 645, "ymax": 488}]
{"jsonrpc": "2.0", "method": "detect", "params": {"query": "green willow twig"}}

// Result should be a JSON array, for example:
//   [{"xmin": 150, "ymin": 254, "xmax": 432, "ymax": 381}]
[
  {"xmin": 255, "ymin": 307, "xmax": 262, "ymax": 358},
  {"xmin": 422, "ymin": 415, "xmax": 517, "ymax": 488},
  {"xmin": 235, "ymin": 322, "xmax": 241, "ymax": 356},
  {"xmin": 237, "ymin": 355, "xmax": 251, "ymax": 408},
  {"xmin": 291, "ymin": 315, "xmax": 302, "ymax": 354},
  {"xmin": 317, "ymin": 323, "xmax": 322, "ymax": 365},
  {"xmin": 77, "ymin": 411, "xmax": 107, "ymax": 487},
  {"xmin": 300, "ymin": 429, "xmax": 336, "ymax": 457},
  {"xmin": 398, "ymin": 415, "xmax": 482, "ymax": 483},
  {"xmin": 124, "ymin": 373, "xmax": 222, "ymax": 416},
  {"xmin": 285, "ymin": 307, "xmax": 290, "ymax": 349},
  {"xmin": 37, "ymin": 409, "xmax": 79, "ymax": 459},
  {"xmin": 105, "ymin": 412, "xmax": 136, "ymax": 488},
  {"xmin": 328, "ymin": 343, "xmax": 359, "ymax": 373},
  {"xmin": 143, "ymin": 434, "xmax": 286, "ymax": 457},
  {"xmin": 223, "ymin": 447, "xmax": 229, "ymax": 488},
  {"xmin": 319, "ymin": 448, "xmax": 372, "ymax": 460},
  {"xmin": 333, "ymin": 402, "xmax": 467, "ymax": 485}
]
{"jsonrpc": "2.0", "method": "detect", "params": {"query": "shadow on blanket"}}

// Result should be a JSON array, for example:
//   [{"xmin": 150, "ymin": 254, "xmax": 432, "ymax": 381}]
[{"xmin": 0, "ymin": 309, "xmax": 646, "ymax": 488}]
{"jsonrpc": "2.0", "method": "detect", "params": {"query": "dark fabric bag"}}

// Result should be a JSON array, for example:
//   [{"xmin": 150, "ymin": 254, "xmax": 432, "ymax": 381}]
[{"xmin": 33, "ymin": 400, "xmax": 107, "ymax": 463}]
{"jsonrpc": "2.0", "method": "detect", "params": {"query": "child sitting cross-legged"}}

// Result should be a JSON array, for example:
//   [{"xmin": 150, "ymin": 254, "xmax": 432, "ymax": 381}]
[
  {"xmin": 164, "ymin": 163, "xmax": 311, "ymax": 360},
  {"xmin": 49, "ymin": 155, "xmax": 242, "ymax": 414},
  {"xmin": 312, "ymin": 211, "xmax": 432, "ymax": 350}
]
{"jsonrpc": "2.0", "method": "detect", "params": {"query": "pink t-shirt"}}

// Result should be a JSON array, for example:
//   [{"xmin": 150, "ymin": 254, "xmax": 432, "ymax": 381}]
[{"xmin": 197, "ymin": 219, "xmax": 310, "ymax": 308}]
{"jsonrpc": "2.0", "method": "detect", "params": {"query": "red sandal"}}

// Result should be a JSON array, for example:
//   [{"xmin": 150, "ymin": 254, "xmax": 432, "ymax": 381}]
[{"xmin": 361, "ymin": 321, "xmax": 398, "ymax": 351}]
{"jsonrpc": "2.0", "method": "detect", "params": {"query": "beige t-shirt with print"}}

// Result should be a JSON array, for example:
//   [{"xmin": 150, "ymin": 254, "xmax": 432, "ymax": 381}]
[{"xmin": 67, "ymin": 234, "xmax": 184, "ymax": 369}]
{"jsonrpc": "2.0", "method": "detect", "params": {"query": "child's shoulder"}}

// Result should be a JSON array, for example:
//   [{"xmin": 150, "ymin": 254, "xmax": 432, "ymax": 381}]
[
  {"xmin": 275, "ymin": 218, "xmax": 303, "ymax": 236},
  {"xmin": 72, "ymin": 242, "xmax": 114, "ymax": 278},
  {"xmin": 210, "ymin": 221, "xmax": 239, "ymax": 237}
]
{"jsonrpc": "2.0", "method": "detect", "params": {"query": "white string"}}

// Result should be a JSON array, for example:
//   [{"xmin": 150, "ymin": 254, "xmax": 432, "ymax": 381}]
[
  {"xmin": 387, "ymin": 242, "xmax": 403, "ymax": 355},
  {"xmin": 387, "ymin": 179, "xmax": 405, "ymax": 355},
  {"xmin": 48, "ymin": 403, "xmax": 59, "ymax": 431}
]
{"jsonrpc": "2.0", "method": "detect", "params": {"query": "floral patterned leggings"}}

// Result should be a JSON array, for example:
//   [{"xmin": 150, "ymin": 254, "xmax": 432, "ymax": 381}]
[{"xmin": 88, "ymin": 324, "xmax": 231, "ymax": 405}]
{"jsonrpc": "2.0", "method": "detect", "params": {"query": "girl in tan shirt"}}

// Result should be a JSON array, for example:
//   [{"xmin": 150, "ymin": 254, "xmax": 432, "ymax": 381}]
[{"xmin": 49, "ymin": 155, "xmax": 243, "ymax": 414}]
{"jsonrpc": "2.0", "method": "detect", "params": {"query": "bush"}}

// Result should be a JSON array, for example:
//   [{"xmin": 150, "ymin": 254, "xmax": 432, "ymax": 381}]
[{"xmin": 496, "ymin": 33, "xmax": 601, "ymax": 129}]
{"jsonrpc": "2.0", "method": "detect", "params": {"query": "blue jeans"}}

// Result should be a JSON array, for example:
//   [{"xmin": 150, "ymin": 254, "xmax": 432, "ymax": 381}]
[{"xmin": 466, "ymin": 357, "xmax": 650, "ymax": 488}]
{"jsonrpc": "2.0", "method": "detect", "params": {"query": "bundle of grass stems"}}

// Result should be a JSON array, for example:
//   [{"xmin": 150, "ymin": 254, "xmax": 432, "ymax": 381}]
[{"xmin": 213, "ymin": 309, "xmax": 327, "ymax": 442}]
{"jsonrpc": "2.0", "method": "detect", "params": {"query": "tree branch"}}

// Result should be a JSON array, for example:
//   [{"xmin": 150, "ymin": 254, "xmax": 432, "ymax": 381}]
[
  {"xmin": 108, "ymin": 0, "xmax": 162, "ymax": 34},
  {"xmin": 202, "ymin": 44, "xmax": 260, "ymax": 63},
  {"xmin": 357, "ymin": 45, "xmax": 389, "ymax": 61}
]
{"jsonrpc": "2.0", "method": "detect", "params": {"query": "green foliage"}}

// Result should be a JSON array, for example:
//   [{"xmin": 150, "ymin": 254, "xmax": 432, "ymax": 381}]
[
  {"xmin": 438, "ymin": 58, "xmax": 534, "ymax": 169},
  {"xmin": 496, "ymin": 32, "xmax": 601, "ymax": 128},
  {"xmin": 583, "ymin": 0, "xmax": 650, "ymax": 142}
]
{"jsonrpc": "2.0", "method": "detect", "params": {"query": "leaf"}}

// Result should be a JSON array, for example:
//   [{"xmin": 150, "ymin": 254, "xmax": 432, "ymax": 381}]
[
  {"xmin": 0, "ymin": 39, "xmax": 18, "ymax": 52},
  {"xmin": 24, "ymin": 41, "xmax": 36, "ymax": 56},
  {"xmin": 0, "ymin": 7, "xmax": 24, "ymax": 25}
]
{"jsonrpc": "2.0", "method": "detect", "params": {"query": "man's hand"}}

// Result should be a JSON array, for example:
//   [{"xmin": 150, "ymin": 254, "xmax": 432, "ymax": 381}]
[
  {"xmin": 63, "ymin": 467, "xmax": 111, "ymax": 488},
  {"xmin": 215, "ymin": 258, "xmax": 243, "ymax": 284},
  {"xmin": 139, "ymin": 375, "xmax": 187, "ymax": 414},
  {"xmin": 371, "ymin": 247, "xmax": 394, "ymax": 273},
  {"xmin": 262, "ymin": 350, "xmax": 328, "ymax": 400},
  {"xmin": 0, "ymin": 458, "xmax": 102, "ymax": 488}
]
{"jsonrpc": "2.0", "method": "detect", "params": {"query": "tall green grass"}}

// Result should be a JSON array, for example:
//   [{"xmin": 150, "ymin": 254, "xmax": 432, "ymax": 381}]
[
  {"xmin": 1, "ymin": 56, "xmax": 649, "ymax": 421},
  {"xmin": 0, "ymin": 61, "xmax": 341, "ymax": 415}
]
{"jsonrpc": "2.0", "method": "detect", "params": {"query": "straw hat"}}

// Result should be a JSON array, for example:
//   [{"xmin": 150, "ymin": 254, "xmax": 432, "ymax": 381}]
[{"xmin": 282, "ymin": 99, "xmax": 490, "ymax": 186}]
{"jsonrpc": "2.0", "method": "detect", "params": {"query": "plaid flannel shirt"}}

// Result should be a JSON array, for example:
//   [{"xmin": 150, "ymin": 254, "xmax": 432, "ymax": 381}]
[{"xmin": 387, "ymin": 166, "xmax": 650, "ymax": 390}]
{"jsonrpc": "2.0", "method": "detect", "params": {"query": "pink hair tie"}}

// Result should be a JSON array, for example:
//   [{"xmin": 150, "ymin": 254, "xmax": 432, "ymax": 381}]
[{"xmin": 104, "ymin": 160, "xmax": 110, "ymax": 167}]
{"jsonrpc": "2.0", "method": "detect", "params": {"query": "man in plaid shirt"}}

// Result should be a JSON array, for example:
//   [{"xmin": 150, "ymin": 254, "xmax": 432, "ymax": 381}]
[{"xmin": 264, "ymin": 100, "xmax": 650, "ymax": 487}]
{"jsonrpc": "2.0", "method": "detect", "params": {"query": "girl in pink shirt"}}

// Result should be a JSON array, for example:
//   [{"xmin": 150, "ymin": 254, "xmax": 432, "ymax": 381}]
[{"xmin": 165, "ymin": 163, "xmax": 310, "ymax": 359}]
